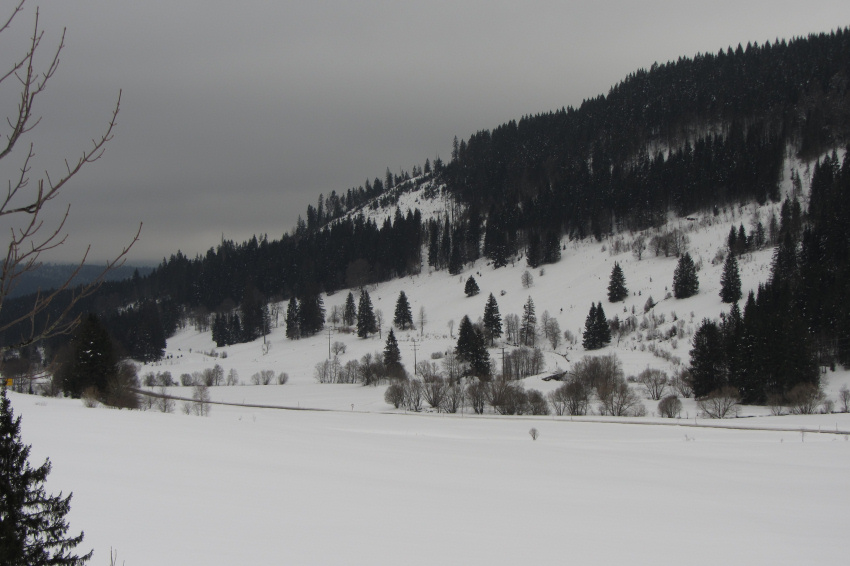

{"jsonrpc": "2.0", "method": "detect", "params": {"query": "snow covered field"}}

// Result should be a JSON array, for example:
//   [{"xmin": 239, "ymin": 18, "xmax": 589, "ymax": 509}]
[
  {"xmin": 13, "ymin": 391, "xmax": 850, "ymax": 565},
  {"xmin": 12, "ymin": 156, "xmax": 850, "ymax": 564}
]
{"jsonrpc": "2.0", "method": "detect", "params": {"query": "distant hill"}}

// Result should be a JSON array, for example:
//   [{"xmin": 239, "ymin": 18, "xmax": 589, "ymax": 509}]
[{"xmin": 6, "ymin": 263, "xmax": 154, "ymax": 299}]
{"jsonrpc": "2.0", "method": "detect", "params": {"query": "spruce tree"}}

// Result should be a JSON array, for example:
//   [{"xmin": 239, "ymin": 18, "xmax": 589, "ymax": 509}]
[
  {"xmin": 383, "ymin": 328, "xmax": 404, "ymax": 378},
  {"xmin": 393, "ymin": 291, "xmax": 413, "ymax": 329},
  {"xmin": 455, "ymin": 316, "xmax": 477, "ymax": 363},
  {"xmin": 583, "ymin": 303, "xmax": 598, "ymax": 350},
  {"xmin": 455, "ymin": 316, "xmax": 489, "ymax": 378},
  {"xmin": 594, "ymin": 302, "xmax": 611, "ymax": 347},
  {"xmin": 357, "ymin": 290, "xmax": 377, "ymax": 338},
  {"xmin": 673, "ymin": 252, "xmax": 699, "ymax": 298},
  {"xmin": 464, "ymin": 276, "xmax": 480, "ymax": 297},
  {"xmin": 285, "ymin": 297, "xmax": 300, "ymax": 340},
  {"xmin": 58, "ymin": 314, "xmax": 118, "ymax": 399},
  {"xmin": 520, "ymin": 296, "xmax": 536, "ymax": 346},
  {"xmin": 607, "ymin": 262, "xmax": 628, "ymax": 302},
  {"xmin": 689, "ymin": 319, "xmax": 727, "ymax": 398},
  {"xmin": 342, "ymin": 292, "xmax": 357, "ymax": 327},
  {"xmin": 482, "ymin": 293, "xmax": 502, "ymax": 346},
  {"xmin": 0, "ymin": 388, "xmax": 92, "ymax": 565},
  {"xmin": 719, "ymin": 253, "xmax": 742, "ymax": 303}
]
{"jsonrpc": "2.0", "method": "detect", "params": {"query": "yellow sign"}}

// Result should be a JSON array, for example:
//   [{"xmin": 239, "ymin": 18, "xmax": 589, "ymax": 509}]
[{"xmin": 4, "ymin": 379, "xmax": 12, "ymax": 388}]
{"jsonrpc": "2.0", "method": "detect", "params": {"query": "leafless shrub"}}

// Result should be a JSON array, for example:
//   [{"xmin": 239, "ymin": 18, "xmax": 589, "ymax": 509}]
[
  {"xmin": 384, "ymin": 382, "xmax": 405, "ymax": 408},
  {"xmin": 416, "ymin": 360, "xmax": 443, "ymax": 381},
  {"xmin": 465, "ymin": 380, "xmax": 489, "ymax": 414},
  {"xmin": 527, "ymin": 389, "xmax": 550, "ymax": 415},
  {"xmin": 156, "ymin": 386, "xmax": 174, "ymax": 413},
  {"xmin": 180, "ymin": 373, "xmax": 194, "ymax": 387},
  {"xmin": 105, "ymin": 361, "xmax": 140, "ymax": 409},
  {"xmin": 403, "ymin": 379, "xmax": 424, "ymax": 412},
  {"xmin": 839, "ymin": 385, "xmax": 850, "ymax": 413},
  {"xmin": 503, "ymin": 346, "xmax": 546, "ymax": 380},
  {"xmin": 786, "ymin": 383, "xmax": 825, "ymax": 415},
  {"xmin": 504, "ymin": 314, "xmax": 520, "ymax": 344},
  {"xmin": 277, "ymin": 372, "xmax": 289, "ymax": 385},
  {"xmin": 423, "ymin": 377, "xmax": 447, "ymax": 410},
  {"xmin": 638, "ymin": 368, "xmax": 668, "ymax": 400},
  {"xmin": 192, "ymin": 384, "xmax": 211, "ymax": 416},
  {"xmin": 597, "ymin": 376, "xmax": 645, "ymax": 416},
  {"xmin": 572, "ymin": 353, "xmax": 623, "ymax": 393},
  {"xmin": 548, "ymin": 379, "xmax": 589, "ymax": 416},
  {"xmin": 697, "ymin": 386, "xmax": 739, "ymax": 419},
  {"xmin": 821, "ymin": 399, "xmax": 835, "ymax": 414},
  {"xmin": 226, "ymin": 368, "xmax": 240, "ymax": 386},
  {"xmin": 81, "ymin": 387, "xmax": 99, "ymax": 408},
  {"xmin": 252, "ymin": 369, "xmax": 276, "ymax": 385},
  {"xmin": 529, "ymin": 428, "xmax": 539, "ymax": 441},
  {"xmin": 488, "ymin": 380, "xmax": 530, "ymax": 415},
  {"xmin": 440, "ymin": 382, "xmax": 465, "ymax": 413},
  {"xmin": 657, "ymin": 394, "xmax": 682, "ymax": 418},
  {"xmin": 671, "ymin": 367, "xmax": 693, "ymax": 398},
  {"xmin": 766, "ymin": 392, "xmax": 785, "ymax": 416},
  {"xmin": 331, "ymin": 341, "xmax": 347, "ymax": 356}
]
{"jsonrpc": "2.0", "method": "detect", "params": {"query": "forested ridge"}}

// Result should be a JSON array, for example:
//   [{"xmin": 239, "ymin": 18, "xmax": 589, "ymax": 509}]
[{"xmin": 2, "ymin": 28, "xmax": 850, "ymax": 380}]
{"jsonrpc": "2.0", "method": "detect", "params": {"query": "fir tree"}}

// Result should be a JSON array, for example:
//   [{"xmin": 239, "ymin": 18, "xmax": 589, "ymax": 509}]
[
  {"xmin": 357, "ymin": 290, "xmax": 377, "ymax": 338},
  {"xmin": 482, "ymin": 293, "xmax": 502, "ymax": 346},
  {"xmin": 455, "ymin": 316, "xmax": 490, "ymax": 378},
  {"xmin": 285, "ymin": 297, "xmax": 300, "ymax": 340},
  {"xmin": 583, "ymin": 303, "xmax": 598, "ymax": 350},
  {"xmin": 342, "ymin": 292, "xmax": 357, "ymax": 327},
  {"xmin": 383, "ymin": 328, "xmax": 404, "ymax": 378},
  {"xmin": 690, "ymin": 319, "xmax": 727, "ymax": 398},
  {"xmin": 673, "ymin": 252, "xmax": 699, "ymax": 298},
  {"xmin": 464, "ymin": 276, "xmax": 480, "ymax": 297},
  {"xmin": 393, "ymin": 291, "xmax": 413, "ymax": 330},
  {"xmin": 520, "ymin": 296, "xmax": 536, "ymax": 346},
  {"xmin": 0, "ymin": 387, "xmax": 92, "ymax": 565},
  {"xmin": 582, "ymin": 302, "xmax": 610, "ymax": 350},
  {"xmin": 607, "ymin": 262, "xmax": 628, "ymax": 302},
  {"xmin": 57, "ymin": 314, "xmax": 118, "ymax": 400},
  {"xmin": 719, "ymin": 253, "xmax": 742, "ymax": 303}
]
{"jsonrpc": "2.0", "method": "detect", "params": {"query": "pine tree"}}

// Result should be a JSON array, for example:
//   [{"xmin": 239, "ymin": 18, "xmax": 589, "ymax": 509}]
[
  {"xmin": 285, "ymin": 297, "xmax": 300, "ymax": 340},
  {"xmin": 393, "ymin": 291, "xmax": 413, "ymax": 329},
  {"xmin": 482, "ymin": 293, "xmax": 502, "ymax": 346},
  {"xmin": 719, "ymin": 253, "xmax": 742, "ymax": 303},
  {"xmin": 0, "ymin": 388, "xmax": 92, "ymax": 565},
  {"xmin": 343, "ymin": 292, "xmax": 357, "ymax": 327},
  {"xmin": 455, "ymin": 316, "xmax": 489, "ymax": 378},
  {"xmin": 383, "ymin": 328, "xmax": 404, "ymax": 378},
  {"xmin": 57, "ymin": 314, "xmax": 118, "ymax": 399},
  {"xmin": 357, "ymin": 290, "xmax": 377, "ymax": 338},
  {"xmin": 594, "ymin": 302, "xmax": 611, "ymax": 347},
  {"xmin": 673, "ymin": 252, "xmax": 699, "ymax": 298},
  {"xmin": 690, "ymin": 318, "xmax": 727, "ymax": 398},
  {"xmin": 520, "ymin": 296, "xmax": 536, "ymax": 346},
  {"xmin": 607, "ymin": 262, "xmax": 628, "ymax": 302},
  {"xmin": 583, "ymin": 303, "xmax": 598, "ymax": 350},
  {"xmin": 464, "ymin": 276, "xmax": 480, "ymax": 297}
]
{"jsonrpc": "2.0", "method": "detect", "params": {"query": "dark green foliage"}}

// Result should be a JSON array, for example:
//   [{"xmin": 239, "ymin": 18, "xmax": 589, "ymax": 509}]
[
  {"xmin": 393, "ymin": 291, "xmax": 413, "ymax": 329},
  {"xmin": 298, "ymin": 294, "xmax": 325, "ymax": 337},
  {"xmin": 285, "ymin": 297, "xmax": 300, "ymax": 340},
  {"xmin": 582, "ymin": 302, "xmax": 611, "ymax": 350},
  {"xmin": 0, "ymin": 388, "xmax": 92, "ymax": 565},
  {"xmin": 56, "ymin": 314, "xmax": 118, "ymax": 399},
  {"xmin": 383, "ymin": 329, "xmax": 404, "ymax": 378},
  {"xmin": 719, "ymin": 253, "xmax": 742, "ymax": 303},
  {"xmin": 464, "ymin": 276, "xmax": 480, "ymax": 297},
  {"xmin": 342, "ymin": 292, "xmax": 357, "ymax": 327},
  {"xmin": 356, "ymin": 290, "xmax": 377, "ymax": 338},
  {"xmin": 607, "ymin": 262, "xmax": 628, "ymax": 302},
  {"xmin": 482, "ymin": 293, "xmax": 502, "ymax": 346},
  {"xmin": 455, "ymin": 315, "xmax": 490, "ymax": 378},
  {"xmin": 690, "ymin": 319, "xmax": 727, "ymax": 398},
  {"xmin": 672, "ymin": 252, "xmax": 699, "ymax": 298}
]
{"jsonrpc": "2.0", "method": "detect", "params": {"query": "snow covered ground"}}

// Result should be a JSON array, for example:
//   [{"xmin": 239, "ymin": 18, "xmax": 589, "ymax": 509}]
[
  {"xmin": 13, "ymin": 391, "xmax": 850, "ymax": 565},
  {"xmin": 12, "ymin": 154, "xmax": 850, "ymax": 564}
]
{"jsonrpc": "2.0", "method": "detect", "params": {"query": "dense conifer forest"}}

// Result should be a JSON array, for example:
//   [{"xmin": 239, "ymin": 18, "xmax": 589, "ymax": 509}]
[{"xmin": 2, "ymin": 28, "xmax": 850, "ymax": 399}]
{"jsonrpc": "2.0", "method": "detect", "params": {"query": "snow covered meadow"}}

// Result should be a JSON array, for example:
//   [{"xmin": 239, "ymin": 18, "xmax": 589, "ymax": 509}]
[{"xmin": 12, "ymin": 160, "xmax": 850, "ymax": 564}]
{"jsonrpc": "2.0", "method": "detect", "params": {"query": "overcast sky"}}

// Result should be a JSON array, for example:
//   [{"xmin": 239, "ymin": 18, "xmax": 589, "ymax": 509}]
[{"xmin": 2, "ymin": 1, "xmax": 848, "ymax": 264}]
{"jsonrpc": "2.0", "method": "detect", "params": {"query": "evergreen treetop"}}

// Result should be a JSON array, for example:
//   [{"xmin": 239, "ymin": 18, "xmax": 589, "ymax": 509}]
[
  {"xmin": 482, "ymin": 293, "xmax": 502, "ymax": 346},
  {"xmin": 0, "ymin": 387, "xmax": 92, "ymax": 565},
  {"xmin": 393, "ymin": 291, "xmax": 414, "ymax": 330},
  {"xmin": 464, "ymin": 276, "xmax": 480, "ymax": 297},
  {"xmin": 607, "ymin": 262, "xmax": 628, "ymax": 302},
  {"xmin": 673, "ymin": 252, "xmax": 699, "ymax": 299}
]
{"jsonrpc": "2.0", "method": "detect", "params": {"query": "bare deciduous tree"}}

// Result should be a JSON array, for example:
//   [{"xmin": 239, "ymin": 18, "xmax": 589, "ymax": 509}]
[
  {"xmin": 637, "ymin": 368, "xmax": 668, "ymax": 400},
  {"xmin": 418, "ymin": 306, "xmax": 426, "ymax": 337},
  {"xmin": 657, "ymin": 394, "xmax": 681, "ymax": 418},
  {"xmin": 696, "ymin": 386, "xmax": 739, "ymax": 419},
  {"xmin": 0, "ymin": 2, "xmax": 139, "ymax": 355}
]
